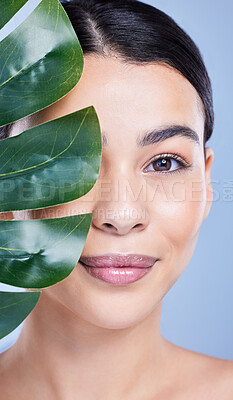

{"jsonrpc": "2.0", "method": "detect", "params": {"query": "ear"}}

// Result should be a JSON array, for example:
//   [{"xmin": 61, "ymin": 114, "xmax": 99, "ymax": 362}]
[{"xmin": 203, "ymin": 146, "xmax": 214, "ymax": 220}]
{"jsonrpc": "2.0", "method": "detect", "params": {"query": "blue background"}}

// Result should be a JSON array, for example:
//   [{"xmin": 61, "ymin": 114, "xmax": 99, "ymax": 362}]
[{"xmin": 0, "ymin": 0, "xmax": 232, "ymax": 359}]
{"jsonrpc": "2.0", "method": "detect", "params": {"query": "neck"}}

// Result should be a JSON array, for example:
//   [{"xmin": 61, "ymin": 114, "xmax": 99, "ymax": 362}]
[{"xmin": 4, "ymin": 291, "xmax": 170, "ymax": 400}]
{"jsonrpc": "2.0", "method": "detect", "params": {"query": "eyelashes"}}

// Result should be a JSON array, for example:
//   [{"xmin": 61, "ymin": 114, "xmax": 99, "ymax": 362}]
[{"xmin": 143, "ymin": 152, "xmax": 191, "ymax": 175}]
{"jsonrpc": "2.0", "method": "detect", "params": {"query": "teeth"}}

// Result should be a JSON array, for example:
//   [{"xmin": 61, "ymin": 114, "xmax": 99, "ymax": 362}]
[{"xmin": 111, "ymin": 270, "xmax": 133, "ymax": 275}]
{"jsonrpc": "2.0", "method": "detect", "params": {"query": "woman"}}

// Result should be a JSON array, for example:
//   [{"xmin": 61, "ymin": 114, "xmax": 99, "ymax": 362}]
[{"xmin": 0, "ymin": 0, "xmax": 233, "ymax": 398}]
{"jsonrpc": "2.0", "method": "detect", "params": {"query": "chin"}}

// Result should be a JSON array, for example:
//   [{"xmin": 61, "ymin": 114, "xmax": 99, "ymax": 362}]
[
  {"xmin": 47, "ymin": 283, "xmax": 162, "ymax": 331},
  {"xmin": 41, "ymin": 258, "xmax": 168, "ymax": 330},
  {"xmin": 69, "ymin": 300, "xmax": 156, "ymax": 330},
  {"xmin": 86, "ymin": 299, "xmax": 156, "ymax": 330}
]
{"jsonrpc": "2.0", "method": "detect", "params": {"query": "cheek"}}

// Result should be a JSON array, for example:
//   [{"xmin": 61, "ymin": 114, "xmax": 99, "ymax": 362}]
[
  {"xmin": 24, "ymin": 201, "xmax": 89, "ymax": 220},
  {"xmin": 148, "ymin": 170, "xmax": 206, "ymax": 243},
  {"xmin": 13, "ymin": 210, "xmax": 33, "ymax": 220},
  {"xmin": 139, "ymin": 171, "xmax": 206, "ymax": 301},
  {"xmin": 147, "ymin": 170, "xmax": 206, "ymax": 278}
]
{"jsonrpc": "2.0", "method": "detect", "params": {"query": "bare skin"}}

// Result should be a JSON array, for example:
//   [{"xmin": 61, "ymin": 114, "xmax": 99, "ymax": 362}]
[{"xmin": 0, "ymin": 55, "xmax": 233, "ymax": 399}]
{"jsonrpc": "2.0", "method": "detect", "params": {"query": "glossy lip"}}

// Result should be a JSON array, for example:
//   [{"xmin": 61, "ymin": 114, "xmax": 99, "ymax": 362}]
[
  {"xmin": 78, "ymin": 254, "xmax": 158, "ymax": 285},
  {"xmin": 79, "ymin": 253, "xmax": 158, "ymax": 268}
]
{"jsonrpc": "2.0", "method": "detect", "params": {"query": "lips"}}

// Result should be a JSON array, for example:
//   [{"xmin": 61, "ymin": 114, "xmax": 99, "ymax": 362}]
[{"xmin": 78, "ymin": 253, "xmax": 158, "ymax": 285}]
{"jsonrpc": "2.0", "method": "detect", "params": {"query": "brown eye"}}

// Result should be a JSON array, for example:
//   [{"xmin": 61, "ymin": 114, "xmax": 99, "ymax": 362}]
[
  {"xmin": 152, "ymin": 157, "xmax": 172, "ymax": 171},
  {"xmin": 144, "ymin": 155, "xmax": 183, "ymax": 174}
]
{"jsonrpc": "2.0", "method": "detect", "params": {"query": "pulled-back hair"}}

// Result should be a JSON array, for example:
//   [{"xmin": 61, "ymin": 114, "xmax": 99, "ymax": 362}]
[{"xmin": 0, "ymin": 0, "xmax": 214, "ymax": 159}]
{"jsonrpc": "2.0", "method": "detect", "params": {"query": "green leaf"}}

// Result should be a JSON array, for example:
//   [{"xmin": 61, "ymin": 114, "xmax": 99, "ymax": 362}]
[
  {"xmin": 0, "ymin": 213, "xmax": 92, "ymax": 288},
  {"xmin": 0, "ymin": 106, "xmax": 102, "ymax": 212},
  {"xmin": 0, "ymin": 290, "xmax": 41, "ymax": 339},
  {"xmin": 0, "ymin": 0, "xmax": 83, "ymax": 126},
  {"xmin": 0, "ymin": 0, "xmax": 28, "ymax": 30},
  {"xmin": 0, "ymin": 0, "xmax": 100, "ymax": 338}
]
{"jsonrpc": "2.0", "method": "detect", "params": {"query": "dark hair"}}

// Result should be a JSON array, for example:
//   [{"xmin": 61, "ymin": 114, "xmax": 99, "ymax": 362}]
[{"xmin": 1, "ymin": 0, "xmax": 214, "ymax": 159}]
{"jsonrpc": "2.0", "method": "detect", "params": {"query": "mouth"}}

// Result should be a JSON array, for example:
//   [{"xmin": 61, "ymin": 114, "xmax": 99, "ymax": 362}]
[{"xmin": 78, "ymin": 253, "xmax": 158, "ymax": 285}]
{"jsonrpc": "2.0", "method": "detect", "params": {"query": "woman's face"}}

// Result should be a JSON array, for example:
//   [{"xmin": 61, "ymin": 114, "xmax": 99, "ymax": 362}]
[{"xmin": 12, "ymin": 55, "xmax": 214, "ymax": 329}]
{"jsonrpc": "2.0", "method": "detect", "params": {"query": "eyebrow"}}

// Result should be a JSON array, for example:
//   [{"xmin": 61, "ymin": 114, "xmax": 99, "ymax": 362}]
[{"xmin": 102, "ymin": 125, "xmax": 200, "ymax": 148}]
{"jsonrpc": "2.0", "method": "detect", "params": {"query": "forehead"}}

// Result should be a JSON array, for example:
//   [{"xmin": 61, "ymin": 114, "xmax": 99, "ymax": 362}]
[{"xmin": 19, "ymin": 56, "xmax": 205, "ymax": 146}]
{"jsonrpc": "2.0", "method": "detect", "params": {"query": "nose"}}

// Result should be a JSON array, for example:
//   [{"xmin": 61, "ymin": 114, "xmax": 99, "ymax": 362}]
[
  {"xmin": 92, "ymin": 209, "xmax": 147, "ymax": 235},
  {"xmin": 90, "ymin": 174, "xmax": 149, "ymax": 236}
]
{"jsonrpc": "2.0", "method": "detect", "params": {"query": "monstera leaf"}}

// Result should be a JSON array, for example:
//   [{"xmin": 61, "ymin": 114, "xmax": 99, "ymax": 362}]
[
  {"xmin": 0, "ymin": 0, "xmax": 28, "ymax": 29},
  {"xmin": 0, "ymin": 106, "xmax": 101, "ymax": 212},
  {"xmin": 0, "ymin": 0, "xmax": 84, "ymax": 126},
  {"xmin": 0, "ymin": 0, "xmax": 102, "ymax": 339},
  {"xmin": 0, "ymin": 291, "xmax": 41, "ymax": 339},
  {"xmin": 0, "ymin": 214, "xmax": 93, "ymax": 288}
]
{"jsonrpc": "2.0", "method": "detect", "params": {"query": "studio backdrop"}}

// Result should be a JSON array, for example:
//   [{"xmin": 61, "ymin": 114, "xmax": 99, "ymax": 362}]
[{"xmin": 0, "ymin": 0, "xmax": 232, "ymax": 360}]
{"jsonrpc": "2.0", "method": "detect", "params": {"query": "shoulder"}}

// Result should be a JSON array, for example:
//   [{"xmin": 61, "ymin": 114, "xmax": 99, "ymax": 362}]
[{"xmin": 165, "ymin": 339, "xmax": 233, "ymax": 399}]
